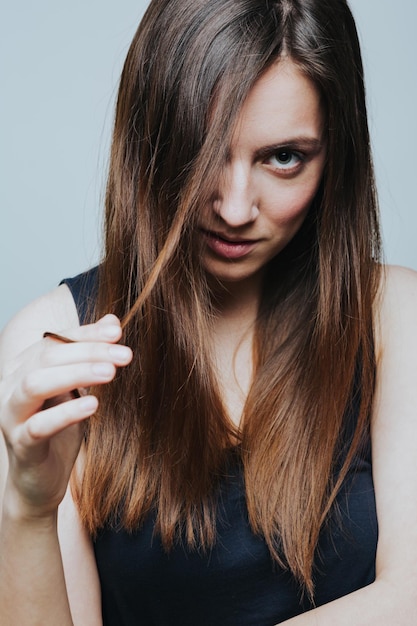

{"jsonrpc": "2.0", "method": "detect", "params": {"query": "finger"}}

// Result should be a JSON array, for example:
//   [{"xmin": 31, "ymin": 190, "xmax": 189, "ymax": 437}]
[
  {"xmin": 11, "ymin": 362, "xmax": 116, "ymax": 418},
  {"xmin": 45, "ymin": 314, "xmax": 123, "ymax": 345},
  {"xmin": 27, "ymin": 395, "xmax": 98, "ymax": 440},
  {"xmin": 39, "ymin": 341, "xmax": 132, "ymax": 369},
  {"xmin": 3, "ymin": 316, "xmax": 125, "ymax": 380}
]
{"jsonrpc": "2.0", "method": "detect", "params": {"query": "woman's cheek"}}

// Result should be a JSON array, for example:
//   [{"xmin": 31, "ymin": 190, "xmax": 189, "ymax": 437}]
[{"xmin": 267, "ymin": 185, "xmax": 317, "ymax": 227}]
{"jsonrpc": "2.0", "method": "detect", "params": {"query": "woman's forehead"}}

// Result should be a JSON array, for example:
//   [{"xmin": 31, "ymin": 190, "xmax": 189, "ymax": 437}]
[{"xmin": 228, "ymin": 59, "xmax": 325, "ymax": 152}]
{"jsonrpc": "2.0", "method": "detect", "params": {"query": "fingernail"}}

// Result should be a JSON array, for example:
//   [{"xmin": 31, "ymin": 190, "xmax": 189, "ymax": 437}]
[
  {"xmin": 102, "ymin": 325, "xmax": 120, "ymax": 340},
  {"xmin": 108, "ymin": 345, "xmax": 131, "ymax": 362}
]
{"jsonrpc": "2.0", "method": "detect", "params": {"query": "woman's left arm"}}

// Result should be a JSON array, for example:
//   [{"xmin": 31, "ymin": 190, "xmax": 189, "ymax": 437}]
[{"xmin": 281, "ymin": 265, "xmax": 417, "ymax": 625}]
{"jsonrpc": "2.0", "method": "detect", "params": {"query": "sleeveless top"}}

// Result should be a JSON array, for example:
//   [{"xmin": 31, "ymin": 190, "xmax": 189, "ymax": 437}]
[{"xmin": 61, "ymin": 269, "xmax": 378, "ymax": 626}]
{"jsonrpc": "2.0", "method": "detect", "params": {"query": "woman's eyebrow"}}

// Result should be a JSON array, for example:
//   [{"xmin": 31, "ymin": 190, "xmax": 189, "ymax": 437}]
[{"xmin": 254, "ymin": 137, "xmax": 324, "ymax": 158}]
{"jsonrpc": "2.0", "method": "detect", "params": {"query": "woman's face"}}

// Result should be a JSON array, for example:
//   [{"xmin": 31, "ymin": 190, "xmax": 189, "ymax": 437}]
[{"xmin": 199, "ymin": 58, "xmax": 326, "ymax": 287}]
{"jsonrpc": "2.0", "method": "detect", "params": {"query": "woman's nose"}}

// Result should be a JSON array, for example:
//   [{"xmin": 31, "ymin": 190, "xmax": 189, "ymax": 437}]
[{"xmin": 212, "ymin": 162, "xmax": 259, "ymax": 227}]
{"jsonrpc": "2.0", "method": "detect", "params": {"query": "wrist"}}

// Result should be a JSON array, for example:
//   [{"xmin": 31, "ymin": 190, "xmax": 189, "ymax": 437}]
[{"xmin": 2, "ymin": 485, "xmax": 58, "ymax": 529}]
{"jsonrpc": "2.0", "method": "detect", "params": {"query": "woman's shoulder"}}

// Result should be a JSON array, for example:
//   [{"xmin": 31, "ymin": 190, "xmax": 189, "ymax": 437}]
[
  {"xmin": 376, "ymin": 264, "xmax": 417, "ymax": 345},
  {"xmin": 370, "ymin": 265, "xmax": 417, "ymax": 600},
  {"xmin": 381, "ymin": 263, "xmax": 417, "ymax": 296},
  {"xmin": 0, "ymin": 266, "xmax": 101, "ymax": 364},
  {"xmin": 373, "ymin": 264, "xmax": 417, "ymax": 387},
  {"xmin": 0, "ymin": 283, "xmax": 79, "ymax": 365}
]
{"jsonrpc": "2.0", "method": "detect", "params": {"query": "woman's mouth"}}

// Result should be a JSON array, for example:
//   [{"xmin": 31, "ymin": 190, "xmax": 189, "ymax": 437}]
[{"xmin": 201, "ymin": 229, "xmax": 259, "ymax": 260}]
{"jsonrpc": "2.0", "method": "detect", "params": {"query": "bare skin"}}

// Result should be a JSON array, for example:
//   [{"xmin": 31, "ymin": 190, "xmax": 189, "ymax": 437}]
[{"xmin": 0, "ymin": 291, "xmax": 131, "ymax": 625}]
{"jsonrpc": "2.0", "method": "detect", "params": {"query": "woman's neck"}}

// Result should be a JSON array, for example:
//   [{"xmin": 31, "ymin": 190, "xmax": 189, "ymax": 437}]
[
  {"xmin": 207, "ymin": 272, "xmax": 263, "ymax": 429},
  {"xmin": 208, "ymin": 270, "xmax": 264, "ymax": 325}
]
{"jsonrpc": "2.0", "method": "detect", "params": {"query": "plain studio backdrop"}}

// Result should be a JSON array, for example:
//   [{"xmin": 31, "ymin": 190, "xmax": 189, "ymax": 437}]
[{"xmin": 1, "ymin": 1, "xmax": 416, "ymax": 330}]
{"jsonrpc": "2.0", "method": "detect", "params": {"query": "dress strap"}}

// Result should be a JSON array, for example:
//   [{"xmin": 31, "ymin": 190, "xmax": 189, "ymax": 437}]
[{"xmin": 60, "ymin": 266, "xmax": 99, "ymax": 325}]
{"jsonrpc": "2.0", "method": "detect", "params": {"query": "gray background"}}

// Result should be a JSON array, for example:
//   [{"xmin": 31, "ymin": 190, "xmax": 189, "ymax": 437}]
[{"xmin": 1, "ymin": 1, "xmax": 416, "ymax": 330}]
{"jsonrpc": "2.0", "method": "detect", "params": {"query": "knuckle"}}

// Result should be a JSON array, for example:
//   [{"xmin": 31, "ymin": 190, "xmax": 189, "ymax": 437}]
[
  {"xmin": 21, "ymin": 370, "xmax": 42, "ymax": 400},
  {"xmin": 27, "ymin": 415, "xmax": 42, "ymax": 439},
  {"xmin": 39, "ymin": 345, "xmax": 56, "ymax": 368},
  {"xmin": 92, "ymin": 343, "xmax": 108, "ymax": 360}
]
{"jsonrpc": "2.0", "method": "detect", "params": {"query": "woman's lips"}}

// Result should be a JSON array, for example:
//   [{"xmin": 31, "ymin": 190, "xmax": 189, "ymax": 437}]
[{"xmin": 202, "ymin": 229, "xmax": 258, "ymax": 260}]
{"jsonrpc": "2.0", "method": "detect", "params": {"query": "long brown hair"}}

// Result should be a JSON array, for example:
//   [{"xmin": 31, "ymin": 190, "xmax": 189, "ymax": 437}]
[{"xmin": 73, "ymin": 0, "xmax": 382, "ymax": 597}]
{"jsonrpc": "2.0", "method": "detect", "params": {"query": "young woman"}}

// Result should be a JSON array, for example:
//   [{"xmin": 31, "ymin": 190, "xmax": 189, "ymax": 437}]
[{"xmin": 1, "ymin": 0, "xmax": 417, "ymax": 624}]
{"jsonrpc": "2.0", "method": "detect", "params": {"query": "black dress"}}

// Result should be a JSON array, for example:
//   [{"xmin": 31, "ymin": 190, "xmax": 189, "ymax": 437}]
[{"xmin": 61, "ymin": 269, "xmax": 377, "ymax": 625}]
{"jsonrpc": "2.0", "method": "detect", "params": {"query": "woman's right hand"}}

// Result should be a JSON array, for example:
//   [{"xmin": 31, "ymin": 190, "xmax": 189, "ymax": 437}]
[{"xmin": 0, "ymin": 314, "xmax": 132, "ymax": 521}]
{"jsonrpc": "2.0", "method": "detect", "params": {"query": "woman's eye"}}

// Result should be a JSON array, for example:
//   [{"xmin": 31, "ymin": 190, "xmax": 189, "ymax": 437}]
[{"xmin": 265, "ymin": 150, "xmax": 302, "ymax": 171}]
